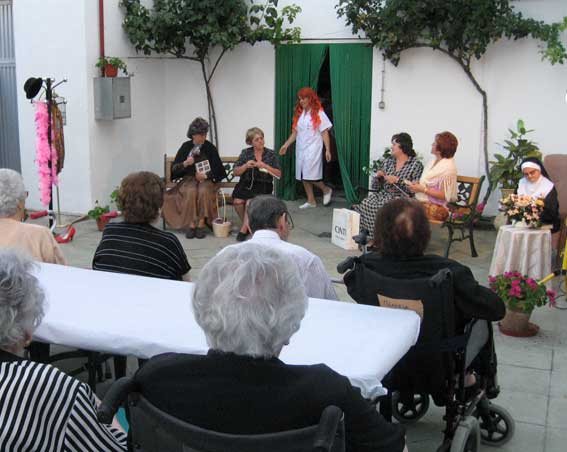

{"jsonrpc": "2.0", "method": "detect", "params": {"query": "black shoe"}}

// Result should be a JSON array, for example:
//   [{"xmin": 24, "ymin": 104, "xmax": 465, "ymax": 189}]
[
  {"xmin": 195, "ymin": 227, "xmax": 207, "ymax": 239},
  {"xmin": 185, "ymin": 228, "xmax": 196, "ymax": 239},
  {"xmin": 236, "ymin": 231, "xmax": 249, "ymax": 242}
]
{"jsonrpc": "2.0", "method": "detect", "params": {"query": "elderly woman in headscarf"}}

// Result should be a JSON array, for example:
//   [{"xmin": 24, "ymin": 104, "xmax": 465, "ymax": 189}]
[
  {"xmin": 0, "ymin": 249, "xmax": 126, "ymax": 451},
  {"xmin": 517, "ymin": 157, "xmax": 560, "ymax": 233},
  {"xmin": 0, "ymin": 168, "xmax": 65, "ymax": 264},
  {"xmin": 162, "ymin": 117, "xmax": 227, "ymax": 239}
]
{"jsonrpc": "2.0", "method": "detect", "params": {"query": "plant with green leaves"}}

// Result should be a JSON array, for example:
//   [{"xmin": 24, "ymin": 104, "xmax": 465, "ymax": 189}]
[
  {"xmin": 489, "ymin": 119, "xmax": 541, "ymax": 190},
  {"xmin": 96, "ymin": 56, "xmax": 129, "ymax": 75},
  {"xmin": 336, "ymin": 0, "xmax": 567, "ymax": 201},
  {"xmin": 87, "ymin": 188, "xmax": 120, "ymax": 220},
  {"xmin": 121, "ymin": 0, "xmax": 301, "ymax": 147}
]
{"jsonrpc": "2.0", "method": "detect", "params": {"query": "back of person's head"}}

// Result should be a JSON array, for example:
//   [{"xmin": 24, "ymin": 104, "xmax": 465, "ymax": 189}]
[
  {"xmin": 247, "ymin": 195, "xmax": 289, "ymax": 233},
  {"xmin": 193, "ymin": 243, "xmax": 307, "ymax": 358},
  {"xmin": 0, "ymin": 249, "xmax": 45, "ymax": 351},
  {"xmin": 0, "ymin": 169, "xmax": 26, "ymax": 218},
  {"xmin": 374, "ymin": 198, "xmax": 431, "ymax": 258},
  {"xmin": 118, "ymin": 171, "xmax": 164, "ymax": 224}
]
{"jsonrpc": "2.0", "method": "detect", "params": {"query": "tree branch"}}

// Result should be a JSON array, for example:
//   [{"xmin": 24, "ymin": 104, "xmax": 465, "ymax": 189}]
[{"xmin": 207, "ymin": 48, "xmax": 227, "ymax": 83}]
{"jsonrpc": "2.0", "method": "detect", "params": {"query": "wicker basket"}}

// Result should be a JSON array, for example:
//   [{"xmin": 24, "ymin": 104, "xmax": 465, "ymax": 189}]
[{"xmin": 212, "ymin": 190, "xmax": 232, "ymax": 238}]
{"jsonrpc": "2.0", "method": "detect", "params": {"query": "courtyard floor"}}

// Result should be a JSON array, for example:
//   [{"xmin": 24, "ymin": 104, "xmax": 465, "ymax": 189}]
[{"xmin": 41, "ymin": 195, "xmax": 567, "ymax": 452}]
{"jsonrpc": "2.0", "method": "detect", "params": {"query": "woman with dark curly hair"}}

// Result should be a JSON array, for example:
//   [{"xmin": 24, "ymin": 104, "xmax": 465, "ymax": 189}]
[
  {"xmin": 93, "ymin": 171, "xmax": 191, "ymax": 282},
  {"xmin": 346, "ymin": 198, "xmax": 505, "ymax": 332},
  {"xmin": 353, "ymin": 133, "xmax": 423, "ymax": 240},
  {"xmin": 162, "ymin": 117, "xmax": 227, "ymax": 239},
  {"xmin": 408, "ymin": 131, "xmax": 458, "ymax": 222}
]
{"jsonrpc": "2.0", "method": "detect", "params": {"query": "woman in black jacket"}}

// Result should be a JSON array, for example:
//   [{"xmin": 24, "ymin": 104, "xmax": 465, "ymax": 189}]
[{"xmin": 163, "ymin": 117, "xmax": 227, "ymax": 239}]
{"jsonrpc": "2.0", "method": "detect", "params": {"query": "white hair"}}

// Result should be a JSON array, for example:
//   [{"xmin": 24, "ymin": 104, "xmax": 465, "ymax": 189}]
[
  {"xmin": 0, "ymin": 249, "xmax": 45, "ymax": 349},
  {"xmin": 193, "ymin": 243, "xmax": 308, "ymax": 358},
  {"xmin": 0, "ymin": 168, "xmax": 26, "ymax": 218}
]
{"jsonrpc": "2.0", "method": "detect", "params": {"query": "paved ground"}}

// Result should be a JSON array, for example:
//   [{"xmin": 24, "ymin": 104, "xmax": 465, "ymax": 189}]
[{"xmin": 40, "ymin": 194, "xmax": 567, "ymax": 452}]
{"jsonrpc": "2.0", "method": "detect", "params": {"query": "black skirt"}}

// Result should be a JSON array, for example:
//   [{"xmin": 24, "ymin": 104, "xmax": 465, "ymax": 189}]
[{"xmin": 232, "ymin": 179, "xmax": 274, "ymax": 200}]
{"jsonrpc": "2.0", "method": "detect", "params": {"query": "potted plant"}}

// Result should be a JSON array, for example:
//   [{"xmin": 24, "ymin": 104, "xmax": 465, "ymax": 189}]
[
  {"xmin": 489, "ymin": 119, "xmax": 541, "ymax": 199},
  {"xmin": 96, "ymin": 56, "xmax": 128, "ymax": 78},
  {"xmin": 88, "ymin": 188, "xmax": 120, "ymax": 231},
  {"xmin": 489, "ymin": 271, "xmax": 556, "ymax": 337}
]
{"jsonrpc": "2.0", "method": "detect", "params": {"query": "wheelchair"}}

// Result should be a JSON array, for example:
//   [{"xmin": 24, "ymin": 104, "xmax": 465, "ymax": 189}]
[
  {"xmin": 338, "ymin": 252, "xmax": 514, "ymax": 452},
  {"xmin": 97, "ymin": 376, "xmax": 345, "ymax": 452}
]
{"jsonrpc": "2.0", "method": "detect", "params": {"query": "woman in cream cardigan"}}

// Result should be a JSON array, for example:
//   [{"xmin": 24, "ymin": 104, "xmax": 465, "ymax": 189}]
[{"xmin": 408, "ymin": 131, "xmax": 458, "ymax": 221}]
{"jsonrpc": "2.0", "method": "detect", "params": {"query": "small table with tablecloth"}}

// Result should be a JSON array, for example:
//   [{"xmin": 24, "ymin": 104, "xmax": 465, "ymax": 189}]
[
  {"xmin": 489, "ymin": 224, "xmax": 552, "ymax": 336},
  {"xmin": 33, "ymin": 263, "xmax": 421, "ymax": 400}
]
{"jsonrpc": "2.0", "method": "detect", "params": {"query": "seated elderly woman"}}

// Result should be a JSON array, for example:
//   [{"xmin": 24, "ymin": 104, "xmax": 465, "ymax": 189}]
[
  {"xmin": 93, "ymin": 171, "xmax": 191, "ymax": 281},
  {"xmin": 0, "ymin": 168, "xmax": 66, "ymax": 264},
  {"xmin": 517, "ymin": 157, "xmax": 560, "ymax": 233},
  {"xmin": 346, "ymin": 198, "xmax": 505, "ymax": 333},
  {"xmin": 408, "ymin": 131, "xmax": 459, "ymax": 222},
  {"xmin": 134, "ymin": 243, "xmax": 407, "ymax": 452},
  {"xmin": 0, "ymin": 249, "xmax": 126, "ymax": 450},
  {"xmin": 232, "ymin": 127, "xmax": 281, "ymax": 241},
  {"xmin": 162, "ymin": 117, "xmax": 227, "ymax": 239}
]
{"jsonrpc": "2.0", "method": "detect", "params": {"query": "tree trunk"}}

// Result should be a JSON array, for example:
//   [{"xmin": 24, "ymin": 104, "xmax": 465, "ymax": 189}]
[{"xmin": 199, "ymin": 59, "xmax": 219, "ymax": 149}]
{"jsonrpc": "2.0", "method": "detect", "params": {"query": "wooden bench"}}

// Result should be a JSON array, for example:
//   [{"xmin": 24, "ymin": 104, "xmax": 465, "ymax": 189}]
[
  {"xmin": 163, "ymin": 154, "xmax": 240, "ymax": 229},
  {"xmin": 355, "ymin": 175, "xmax": 485, "ymax": 258},
  {"xmin": 433, "ymin": 175, "xmax": 485, "ymax": 258}
]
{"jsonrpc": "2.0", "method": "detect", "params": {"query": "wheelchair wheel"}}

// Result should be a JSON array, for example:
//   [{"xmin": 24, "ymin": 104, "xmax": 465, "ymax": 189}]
[
  {"xmin": 477, "ymin": 403, "xmax": 515, "ymax": 446},
  {"xmin": 391, "ymin": 392, "xmax": 430, "ymax": 423},
  {"xmin": 450, "ymin": 416, "xmax": 480, "ymax": 452}
]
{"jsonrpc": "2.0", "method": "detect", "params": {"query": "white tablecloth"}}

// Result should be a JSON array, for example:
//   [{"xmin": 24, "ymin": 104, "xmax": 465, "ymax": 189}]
[
  {"xmin": 489, "ymin": 225, "xmax": 552, "ymax": 279},
  {"xmin": 33, "ymin": 263, "xmax": 421, "ymax": 399}
]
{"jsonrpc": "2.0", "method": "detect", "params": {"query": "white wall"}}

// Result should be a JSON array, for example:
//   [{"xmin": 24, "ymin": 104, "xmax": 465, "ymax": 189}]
[
  {"xmin": 13, "ymin": 0, "xmax": 93, "ymax": 213},
  {"xmin": 13, "ymin": 0, "xmax": 567, "ymax": 213}
]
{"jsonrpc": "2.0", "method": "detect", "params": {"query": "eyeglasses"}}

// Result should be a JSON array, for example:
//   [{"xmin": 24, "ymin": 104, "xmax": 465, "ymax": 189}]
[{"xmin": 283, "ymin": 212, "xmax": 294, "ymax": 230}]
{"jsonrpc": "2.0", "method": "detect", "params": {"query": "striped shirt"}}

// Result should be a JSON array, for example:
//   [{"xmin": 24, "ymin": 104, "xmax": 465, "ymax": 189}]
[
  {"xmin": 92, "ymin": 222, "xmax": 191, "ymax": 280},
  {"xmin": 0, "ymin": 350, "xmax": 126, "ymax": 451}
]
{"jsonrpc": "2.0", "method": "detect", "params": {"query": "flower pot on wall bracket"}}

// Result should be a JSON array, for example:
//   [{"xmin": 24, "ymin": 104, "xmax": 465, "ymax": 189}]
[
  {"xmin": 105, "ymin": 64, "xmax": 118, "ymax": 77},
  {"xmin": 498, "ymin": 307, "xmax": 539, "ymax": 337}
]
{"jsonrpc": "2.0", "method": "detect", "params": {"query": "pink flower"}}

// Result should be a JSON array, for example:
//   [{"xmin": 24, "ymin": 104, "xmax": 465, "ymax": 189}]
[
  {"xmin": 526, "ymin": 278, "xmax": 537, "ymax": 290},
  {"xmin": 488, "ymin": 276, "xmax": 497, "ymax": 284},
  {"xmin": 546, "ymin": 290, "xmax": 557, "ymax": 306},
  {"xmin": 476, "ymin": 203, "xmax": 485, "ymax": 214}
]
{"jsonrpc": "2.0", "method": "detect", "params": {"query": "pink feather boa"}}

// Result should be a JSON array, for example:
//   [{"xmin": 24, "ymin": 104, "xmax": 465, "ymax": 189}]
[{"xmin": 34, "ymin": 102, "xmax": 59, "ymax": 206}]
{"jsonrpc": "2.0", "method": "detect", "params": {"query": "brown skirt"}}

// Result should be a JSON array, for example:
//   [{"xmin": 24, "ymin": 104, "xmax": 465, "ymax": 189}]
[{"xmin": 162, "ymin": 177, "xmax": 219, "ymax": 229}]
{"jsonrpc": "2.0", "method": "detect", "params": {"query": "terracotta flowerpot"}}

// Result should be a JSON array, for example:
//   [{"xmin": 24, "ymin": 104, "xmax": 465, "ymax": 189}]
[
  {"xmin": 498, "ymin": 307, "xmax": 539, "ymax": 337},
  {"xmin": 96, "ymin": 216, "xmax": 111, "ymax": 231},
  {"xmin": 104, "ymin": 64, "xmax": 118, "ymax": 77}
]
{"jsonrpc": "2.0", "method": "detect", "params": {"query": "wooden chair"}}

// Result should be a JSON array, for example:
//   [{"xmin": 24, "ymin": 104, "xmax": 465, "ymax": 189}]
[
  {"xmin": 162, "ymin": 154, "xmax": 240, "ymax": 229},
  {"xmin": 543, "ymin": 154, "xmax": 567, "ymax": 266},
  {"xmin": 431, "ymin": 175, "xmax": 485, "ymax": 258}
]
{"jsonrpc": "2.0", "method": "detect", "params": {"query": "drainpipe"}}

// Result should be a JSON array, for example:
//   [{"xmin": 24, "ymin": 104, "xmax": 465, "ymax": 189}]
[{"xmin": 99, "ymin": 0, "xmax": 105, "ymax": 76}]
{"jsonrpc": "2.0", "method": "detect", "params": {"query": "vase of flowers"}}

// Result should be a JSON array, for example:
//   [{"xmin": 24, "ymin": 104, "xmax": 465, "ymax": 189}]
[
  {"xmin": 489, "ymin": 271, "xmax": 556, "ymax": 337},
  {"xmin": 499, "ymin": 194, "xmax": 544, "ymax": 229}
]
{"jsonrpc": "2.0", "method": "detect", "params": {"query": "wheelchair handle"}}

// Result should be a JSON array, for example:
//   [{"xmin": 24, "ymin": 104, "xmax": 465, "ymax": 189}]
[{"xmin": 337, "ymin": 256, "xmax": 357, "ymax": 275}]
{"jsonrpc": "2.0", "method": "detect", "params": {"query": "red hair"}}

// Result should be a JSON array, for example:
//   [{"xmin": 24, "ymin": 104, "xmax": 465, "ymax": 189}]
[
  {"xmin": 292, "ymin": 87, "xmax": 322, "ymax": 132},
  {"xmin": 435, "ymin": 131, "xmax": 458, "ymax": 158}
]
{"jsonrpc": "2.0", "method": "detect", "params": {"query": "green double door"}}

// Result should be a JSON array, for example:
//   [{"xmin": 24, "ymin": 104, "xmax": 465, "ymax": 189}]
[{"xmin": 275, "ymin": 43, "xmax": 373, "ymax": 204}]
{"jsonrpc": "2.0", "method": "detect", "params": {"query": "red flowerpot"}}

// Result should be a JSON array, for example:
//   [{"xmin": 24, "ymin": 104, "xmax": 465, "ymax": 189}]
[
  {"xmin": 96, "ymin": 216, "xmax": 111, "ymax": 231},
  {"xmin": 104, "ymin": 64, "xmax": 118, "ymax": 77}
]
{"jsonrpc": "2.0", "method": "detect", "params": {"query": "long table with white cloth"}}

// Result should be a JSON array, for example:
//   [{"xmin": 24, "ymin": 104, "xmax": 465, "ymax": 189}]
[{"xmin": 33, "ymin": 263, "xmax": 421, "ymax": 399}]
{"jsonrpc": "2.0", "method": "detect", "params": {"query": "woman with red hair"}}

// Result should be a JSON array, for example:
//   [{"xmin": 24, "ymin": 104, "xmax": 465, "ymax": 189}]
[
  {"xmin": 408, "ymin": 131, "xmax": 459, "ymax": 222},
  {"xmin": 279, "ymin": 87, "xmax": 333, "ymax": 209}
]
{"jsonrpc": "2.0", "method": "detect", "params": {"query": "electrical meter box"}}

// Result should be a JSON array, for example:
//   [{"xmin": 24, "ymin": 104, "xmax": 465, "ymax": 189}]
[{"xmin": 94, "ymin": 77, "xmax": 131, "ymax": 120}]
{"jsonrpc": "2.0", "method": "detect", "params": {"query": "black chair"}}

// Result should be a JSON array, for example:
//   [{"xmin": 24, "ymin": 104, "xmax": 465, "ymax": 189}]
[
  {"xmin": 341, "ymin": 259, "xmax": 514, "ymax": 451},
  {"xmin": 97, "ymin": 377, "xmax": 345, "ymax": 452}
]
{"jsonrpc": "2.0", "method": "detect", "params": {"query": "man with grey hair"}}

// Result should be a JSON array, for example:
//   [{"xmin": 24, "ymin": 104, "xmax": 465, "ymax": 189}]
[
  {"xmin": 134, "ymin": 243, "xmax": 407, "ymax": 452},
  {"xmin": 0, "ymin": 250, "xmax": 126, "ymax": 450},
  {"xmin": 0, "ymin": 168, "xmax": 65, "ymax": 264},
  {"xmin": 225, "ymin": 194, "xmax": 337, "ymax": 300}
]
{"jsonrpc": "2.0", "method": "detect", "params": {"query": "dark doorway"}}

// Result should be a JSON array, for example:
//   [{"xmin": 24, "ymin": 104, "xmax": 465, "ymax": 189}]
[{"xmin": 316, "ymin": 51, "xmax": 343, "ymax": 192}]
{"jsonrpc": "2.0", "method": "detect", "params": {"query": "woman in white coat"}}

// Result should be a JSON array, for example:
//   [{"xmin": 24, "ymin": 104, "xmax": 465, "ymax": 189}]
[{"xmin": 279, "ymin": 87, "xmax": 333, "ymax": 209}]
